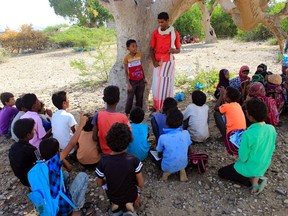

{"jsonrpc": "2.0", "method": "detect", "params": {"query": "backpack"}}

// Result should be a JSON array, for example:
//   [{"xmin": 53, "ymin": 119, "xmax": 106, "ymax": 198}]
[
  {"xmin": 266, "ymin": 83, "xmax": 285, "ymax": 113},
  {"xmin": 259, "ymin": 96, "xmax": 279, "ymax": 126},
  {"xmin": 188, "ymin": 152, "xmax": 208, "ymax": 174},
  {"xmin": 27, "ymin": 160, "xmax": 76, "ymax": 216}
]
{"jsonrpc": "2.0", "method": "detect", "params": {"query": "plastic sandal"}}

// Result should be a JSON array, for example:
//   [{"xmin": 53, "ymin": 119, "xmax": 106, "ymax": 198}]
[{"xmin": 251, "ymin": 177, "xmax": 268, "ymax": 195}]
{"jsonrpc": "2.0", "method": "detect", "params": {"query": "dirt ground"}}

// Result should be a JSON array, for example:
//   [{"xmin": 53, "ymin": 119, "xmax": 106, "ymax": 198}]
[{"xmin": 0, "ymin": 40, "xmax": 287, "ymax": 216}]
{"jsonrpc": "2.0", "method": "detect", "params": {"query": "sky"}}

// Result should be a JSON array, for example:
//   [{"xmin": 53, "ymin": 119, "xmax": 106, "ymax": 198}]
[{"xmin": 0, "ymin": 0, "xmax": 70, "ymax": 31}]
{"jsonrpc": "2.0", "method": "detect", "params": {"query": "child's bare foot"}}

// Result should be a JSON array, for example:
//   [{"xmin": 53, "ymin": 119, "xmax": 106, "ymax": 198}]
[
  {"xmin": 161, "ymin": 172, "xmax": 171, "ymax": 181},
  {"xmin": 179, "ymin": 169, "xmax": 188, "ymax": 182},
  {"xmin": 250, "ymin": 177, "xmax": 267, "ymax": 195},
  {"xmin": 111, "ymin": 203, "xmax": 119, "ymax": 212},
  {"xmin": 125, "ymin": 202, "xmax": 135, "ymax": 212}
]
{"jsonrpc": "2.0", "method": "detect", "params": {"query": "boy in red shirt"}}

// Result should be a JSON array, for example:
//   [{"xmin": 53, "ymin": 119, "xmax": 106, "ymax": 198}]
[{"xmin": 124, "ymin": 39, "xmax": 146, "ymax": 115}]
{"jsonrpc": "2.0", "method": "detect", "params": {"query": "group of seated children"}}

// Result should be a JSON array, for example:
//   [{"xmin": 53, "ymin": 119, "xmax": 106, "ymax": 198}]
[{"xmin": 1, "ymin": 61, "xmax": 280, "ymax": 214}]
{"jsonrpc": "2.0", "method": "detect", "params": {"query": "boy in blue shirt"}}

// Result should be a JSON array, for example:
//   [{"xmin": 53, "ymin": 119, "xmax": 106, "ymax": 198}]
[
  {"xmin": 127, "ymin": 107, "xmax": 150, "ymax": 161},
  {"xmin": 156, "ymin": 108, "xmax": 192, "ymax": 181}
]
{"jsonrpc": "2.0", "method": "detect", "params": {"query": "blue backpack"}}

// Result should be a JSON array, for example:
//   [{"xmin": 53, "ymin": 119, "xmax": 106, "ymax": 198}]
[{"xmin": 27, "ymin": 160, "xmax": 76, "ymax": 216}]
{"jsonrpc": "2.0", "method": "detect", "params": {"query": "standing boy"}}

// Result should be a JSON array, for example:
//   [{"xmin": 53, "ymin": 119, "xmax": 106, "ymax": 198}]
[
  {"xmin": 150, "ymin": 12, "xmax": 181, "ymax": 111},
  {"xmin": 124, "ymin": 39, "xmax": 146, "ymax": 115},
  {"xmin": 0, "ymin": 92, "xmax": 18, "ymax": 137}
]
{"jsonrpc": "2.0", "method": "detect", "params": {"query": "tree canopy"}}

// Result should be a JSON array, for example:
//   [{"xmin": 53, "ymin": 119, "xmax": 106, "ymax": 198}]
[{"xmin": 48, "ymin": 0, "xmax": 112, "ymax": 27}]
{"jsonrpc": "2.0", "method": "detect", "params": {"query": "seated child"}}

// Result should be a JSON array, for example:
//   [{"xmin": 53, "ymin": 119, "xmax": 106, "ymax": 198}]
[
  {"xmin": 77, "ymin": 116, "xmax": 101, "ymax": 169},
  {"xmin": 20, "ymin": 93, "xmax": 51, "ymax": 149},
  {"xmin": 214, "ymin": 69, "xmax": 230, "ymax": 99},
  {"xmin": 38, "ymin": 101, "xmax": 52, "ymax": 132},
  {"xmin": 9, "ymin": 118, "xmax": 37, "ymax": 187},
  {"xmin": 156, "ymin": 108, "xmax": 192, "ymax": 182},
  {"xmin": 11, "ymin": 97, "xmax": 26, "ymax": 142},
  {"xmin": 96, "ymin": 123, "xmax": 144, "ymax": 215},
  {"xmin": 51, "ymin": 91, "xmax": 77, "ymax": 151},
  {"xmin": 127, "ymin": 107, "xmax": 150, "ymax": 161},
  {"xmin": 151, "ymin": 97, "xmax": 177, "ymax": 143},
  {"xmin": 214, "ymin": 86, "xmax": 246, "ymax": 139},
  {"xmin": 39, "ymin": 114, "xmax": 93, "ymax": 216},
  {"xmin": 182, "ymin": 90, "xmax": 209, "ymax": 143},
  {"xmin": 218, "ymin": 98, "xmax": 276, "ymax": 195},
  {"xmin": 0, "ymin": 92, "xmax": 19, "ymax": 137},
  {"xmin": 92, "ymin": 85, "xmax": 130, "ymax": 155}
]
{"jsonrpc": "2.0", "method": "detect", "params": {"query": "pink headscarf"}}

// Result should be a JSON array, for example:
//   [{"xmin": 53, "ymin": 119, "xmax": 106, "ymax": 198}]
[
  {"xmin": 239, "ymin": 65, "xmax": 251, "ymax": 82},
  {"xmin": 248, "ymin": 82, "xmax": 266, "ymax": 97}
]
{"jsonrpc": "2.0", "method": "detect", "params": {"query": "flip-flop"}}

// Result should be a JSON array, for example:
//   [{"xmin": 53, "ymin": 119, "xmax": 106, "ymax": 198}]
[{"xmin": 251, "ymin": 177, "xmax": 268, "ymax": 195}]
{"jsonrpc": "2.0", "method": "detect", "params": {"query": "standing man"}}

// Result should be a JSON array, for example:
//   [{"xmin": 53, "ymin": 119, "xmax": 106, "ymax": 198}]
[{"xmin": 150, "ymin": 12, "xmax": 181, "ymax": 111}]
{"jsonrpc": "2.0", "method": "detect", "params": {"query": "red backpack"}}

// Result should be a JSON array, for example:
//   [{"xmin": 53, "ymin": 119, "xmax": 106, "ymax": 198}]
[{"xmin": 259, "ymin": 96, "xmax": 279, "ymax": 126}]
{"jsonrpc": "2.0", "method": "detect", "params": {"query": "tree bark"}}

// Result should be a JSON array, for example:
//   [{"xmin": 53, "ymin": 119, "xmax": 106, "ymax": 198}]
[
  {"xmin": 198, "ymin": 1, "xmax": 217, "ymax": 44},
  {"xmin": 100, "ymin": 0, "xmax": 198, "ymax": 111}
]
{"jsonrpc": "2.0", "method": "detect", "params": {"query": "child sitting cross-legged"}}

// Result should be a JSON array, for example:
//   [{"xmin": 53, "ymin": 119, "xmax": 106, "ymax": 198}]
[
  {"xmin": 156, "ymin": 108, "xmax": 192, "ymax": 182},
  {"xmin": 96, "ymin": 123, "xmax": 144, "ymax": 216},
  {"xmin": 218, "ymin": 98, "xmax": 276, "ymax": 195},
  {"xmin": 127, "ymin": 107, "xmax": 150, "ymax": 161},
  {"xmin": 182, "ymin": 90, "xmax": 209, "ymax": 143},
  {"xmin": 39, "ymin": 114, "xmax": 94, "ymax": 216}
]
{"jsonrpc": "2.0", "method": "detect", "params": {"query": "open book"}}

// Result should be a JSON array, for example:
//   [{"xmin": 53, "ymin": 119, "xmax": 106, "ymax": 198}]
[{"xmin": 150, "ymin": 150, "xmax": 162, "ymax": 161}]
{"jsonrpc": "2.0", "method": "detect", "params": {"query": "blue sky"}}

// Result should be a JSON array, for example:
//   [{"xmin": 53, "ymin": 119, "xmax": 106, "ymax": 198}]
[{"xmin": 0, "ymin": 0, "xmax": 69, "ymax": 31}]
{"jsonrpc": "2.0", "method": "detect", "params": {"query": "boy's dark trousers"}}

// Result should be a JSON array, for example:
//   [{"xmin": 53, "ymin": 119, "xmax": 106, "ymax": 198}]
[
  {"xmin": 125, "ymin": 79, "xmax": 145, "ymax": 114},
  {"xmin": 214, "ymin": 111, "xmax": 226, "ymax": 138}
]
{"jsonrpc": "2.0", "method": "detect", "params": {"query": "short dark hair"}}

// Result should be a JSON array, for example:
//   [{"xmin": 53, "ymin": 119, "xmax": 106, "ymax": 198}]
[
  {"xmin": 158, "ymin": 12, "xmax": 169, "ymax": 20},
  {"xmin": 106, "ymin": 123, "xmax": 132, "ymax": 152},
  {"xmin": 13, "ymin": 118, "xmax": 35, "ymax": 140},
  {"xmin": 22, "ymin": 93, "xmax": 37, "ymax": 111},
  {"xmin": 103, "ymin": 85, "xmax": 120, "ymax": 105},
  {"xmin": 15, "ymin": 97, "xmax": 23, "ymax": 111},
  {"xmin": 83, "ymin": 116, "xmax": 93, "ymax": 132},
  {"xmin": 0, "ymin": 92, "xmax": 14, "ymax": 105},
  {"xmin": 126, "ymin": 39, "xmax": 137, "ymax": 48},
  {"xmin": 246, "ymin": 98, "xmax": 268, "ymax": 122},
  {"xmin": 130, "ymin": 107, "xmax": 144, "ymax": 124},
  {"xmin": 192, "ymin": 90, "xmax": 206, "ymax": 106},
  {"xmin": 39, "ymin": 138, "xmax": 60, "ymax": 161},
  {"xmin": 225, "ymin": 86, "xmax": 241, "ymax": 102},
  {"xmin": 52, "ymin": 91, "xmax": 67, "ymax": 109},
  {"xmin": 166, "ymin": 108, "xmax": 183, "ymax": 128},
  {"xmin": 163, "ymin": 97, "xmax": 177, "ymax": 114}
]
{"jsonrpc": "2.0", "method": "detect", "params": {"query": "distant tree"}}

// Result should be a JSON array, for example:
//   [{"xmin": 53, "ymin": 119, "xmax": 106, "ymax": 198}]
[{"xmin": 48, "ymin": 0, "xmax": 112, "ymax": 27}]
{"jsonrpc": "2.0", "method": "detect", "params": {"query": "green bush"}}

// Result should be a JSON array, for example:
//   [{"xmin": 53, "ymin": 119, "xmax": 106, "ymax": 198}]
[
  {"xmin": 48, "ymin": 26, "xmax": 116, "ymax": 49},
  {"xmin": 236, "ymin": 24, "xmax": 274, "ymax": 42},
  {"xmin": 211, "ymin": 5, "xmax": 237, "ymax": 38},
  {"xmin": 0, "ymin": 47, "xmax": 9, "ymax": 63},
  {"xmin": 43, "ymin": 24, "xmax": 70, "ymax": 34},
  {"xmin": 174, "ymin": 5, "xmax": 204, "ymax": 38}
]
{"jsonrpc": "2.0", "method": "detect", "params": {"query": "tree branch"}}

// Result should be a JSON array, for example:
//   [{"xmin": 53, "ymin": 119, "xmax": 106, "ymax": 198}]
[{"xmin": 277, "ymin": 2, "xmax": 288, "ymax": 20}]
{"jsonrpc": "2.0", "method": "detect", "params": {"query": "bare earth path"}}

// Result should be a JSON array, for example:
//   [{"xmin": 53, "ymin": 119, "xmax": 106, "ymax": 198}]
[{"xmin": 0, "ymin": 40, "xmax": 287, "ymax": 216}]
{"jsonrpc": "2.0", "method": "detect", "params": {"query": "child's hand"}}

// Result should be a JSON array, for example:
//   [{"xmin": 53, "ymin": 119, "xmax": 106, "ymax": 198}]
[
  {"xmin": 153, "ymin": 60, "xmax": 160, "ymax": 68},
  {"xmin": 219, "ymin": 86, "xmax": 226, "ymax": 96},
  {"xmin": 128, "ymin": 83, "xmax": 133, "ymax": 92},
  {"xmin": 46, "ymin": 109, "xmax": 53, "ymax": 117},
  {"xmin": 143, "ymin": 78, "xmax": 148, "ymax": 84},
  {"xmin": 79, "ymin": 113, "xmax": 88, "ymax": 128}
]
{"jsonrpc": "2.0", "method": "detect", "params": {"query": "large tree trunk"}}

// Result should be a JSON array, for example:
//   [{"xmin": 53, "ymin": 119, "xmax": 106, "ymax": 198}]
[
  {"xmin": 101, "ymin": 0, "xmax": 198, "ymax": 111},
  {"xmin": 198, "ymin": 1, "xmax": 217, "ymax": 44}
]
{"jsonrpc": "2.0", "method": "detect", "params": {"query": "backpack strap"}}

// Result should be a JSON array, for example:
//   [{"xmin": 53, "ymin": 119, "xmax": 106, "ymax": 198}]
[{"xmin": 59, "ymin": 170, "xmax": 77, "ymax": 210}]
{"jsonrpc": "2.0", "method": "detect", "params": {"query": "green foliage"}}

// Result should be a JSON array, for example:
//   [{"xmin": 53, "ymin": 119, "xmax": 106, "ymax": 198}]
[
  {"xmin": 48, "ymin": 0, "xmax": 112, "ymax": 27},
  {"xmin": 0, "ymin": 24, "xmax": 48, "ymax": 53},
  {"xmin": 43, "ymin": 24, "xmax": 70, "ymax": 34},
  {"xmin": 267, "ymin": 37, "xmax": 278, "ymax": 45},
  {"xmin": 175, "ymin": 69, "xmax": 220, "ymax": 93},
  {"xmin": 174, "ymin": 5, "xmax": 204, "ymax": 38},
  {"xmin": 0, "ymin": 47, "xmax": 9, "ymax": 63},
  {"xmin": 49, "ymin": 26, "xmax": 116, "ymax": 49},
  {"xmin": 70, "ymin": 28, "xmax": 116, "ymax": 85},
  {"xmin": 236, "ymin": 24, "xmax": 274, "ymax": 42},
  {"xmin": 211, "ymin": 5, "xmax": 237, "ymax": 38}
]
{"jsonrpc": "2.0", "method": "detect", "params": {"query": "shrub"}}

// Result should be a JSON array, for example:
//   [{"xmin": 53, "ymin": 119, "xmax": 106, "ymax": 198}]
[
  {"xmin": 48, "ymin": 26, "xmax": 116, "ymax": 49},
  {"xmin": 236, "ymin": 24, "xmax": 274, "ymax": 42},
  {"xmin": 0, "ymin": 25, "xmax": 48, "ymax": 53},
  {"xmin": 0, "ymin": 47, "xmax": 9, "ymax": 63}
]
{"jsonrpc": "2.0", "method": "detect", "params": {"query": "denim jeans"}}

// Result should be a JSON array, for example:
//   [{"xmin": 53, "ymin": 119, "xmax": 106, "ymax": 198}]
[{"xmin": 63, "ymin": 171, "xmax": 89, "ymax": 209}]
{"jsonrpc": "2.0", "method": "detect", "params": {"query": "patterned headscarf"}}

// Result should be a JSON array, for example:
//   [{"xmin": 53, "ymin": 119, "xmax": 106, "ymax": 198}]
[{"xmin": 248, "ymin": 82, "xmax": 266, "ymax": 97}]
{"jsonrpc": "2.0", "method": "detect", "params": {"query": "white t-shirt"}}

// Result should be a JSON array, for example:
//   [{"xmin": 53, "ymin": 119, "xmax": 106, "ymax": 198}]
[
  {"xmin": 182, "ymin": 104, "xmax": 209, "ymax": 142},
  {"xmin": 51, "ymin": 110, "xmax": 77, "ymax": 150}
]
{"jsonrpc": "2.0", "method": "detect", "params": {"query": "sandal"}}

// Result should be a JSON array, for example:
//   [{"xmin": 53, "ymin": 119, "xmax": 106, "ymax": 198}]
[
  {"xmin": 81, "ymin": 206, "xmax": 95, "ymax": 216},
  {"xmin": 251, "ymin": 177, "xmax": 268, "ymax": 195}
]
